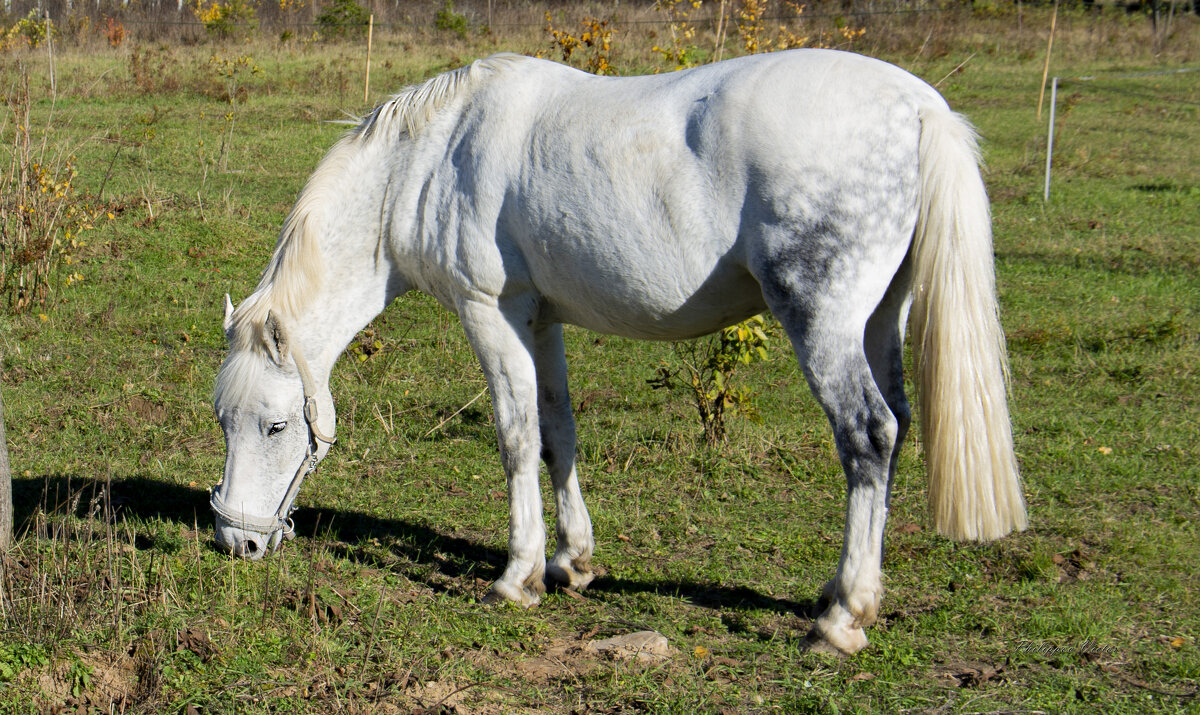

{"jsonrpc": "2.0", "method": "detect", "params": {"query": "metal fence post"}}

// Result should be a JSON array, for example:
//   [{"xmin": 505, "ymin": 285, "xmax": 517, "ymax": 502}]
[{"xmin": 1043, "ymin": 76, "xmax": 1058, "ymax": 202}]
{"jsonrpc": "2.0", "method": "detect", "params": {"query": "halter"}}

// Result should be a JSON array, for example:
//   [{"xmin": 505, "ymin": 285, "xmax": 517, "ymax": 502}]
[{"xmin": 210, "ymin": 345, "xmax": 336, "ymax": 550}]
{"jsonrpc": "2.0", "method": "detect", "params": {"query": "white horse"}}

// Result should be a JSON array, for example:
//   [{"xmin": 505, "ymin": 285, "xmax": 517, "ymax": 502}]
[{"xmin": 212, "ymin": 50, "xmax": 1026, "ymax": 655}]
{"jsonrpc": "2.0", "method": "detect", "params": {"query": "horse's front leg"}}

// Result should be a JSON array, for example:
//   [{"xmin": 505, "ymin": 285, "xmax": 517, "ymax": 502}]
[
  {"xmin": 458, "ymin": 298, "xmax": 546, "ymax": 606},
  {"xmin": 533, "ymin": 323, "xmax": 595, "ymax": 590}
]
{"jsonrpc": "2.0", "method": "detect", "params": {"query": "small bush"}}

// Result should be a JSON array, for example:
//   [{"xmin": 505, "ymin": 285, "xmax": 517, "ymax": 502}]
[
  {"xmin": 193, "ymin": 0, "xmax": 258, "ymax": 40},
  {"xmin": 316, "ymin": 0, "xmax": 370, "ymax": 39},
  {"xmin": 103, "ymin": 17, "xmax": 126, "ymax": 47},
  {"xmin": 652, "ymin": 0, "xmax": 705, "ymax": 70},
  {"xmin": 1, "ymin": 9, "xmax": 52, "ymax": 50},
  {"xmin": 435, "ymin": 0, "xmax": 469, "ymax": 39},
  {"xmin": 648, "ymin": 315, "xmax": 776, "ymax": 445},
  {"xmin": 541, "ymin": 13, "xmax": 617, "ymax": 76}
]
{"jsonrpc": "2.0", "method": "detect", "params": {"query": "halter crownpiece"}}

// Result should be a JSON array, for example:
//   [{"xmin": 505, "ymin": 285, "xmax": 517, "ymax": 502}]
[{"xmin": 210, "ymin": 343, "xmax": 336, "ymax": 550}]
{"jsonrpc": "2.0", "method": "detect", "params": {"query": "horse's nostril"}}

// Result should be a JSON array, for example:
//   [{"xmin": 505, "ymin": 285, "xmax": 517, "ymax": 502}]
[{"xmin": 224, "ymin": 533, "xmax": 265, "ymax": 559}]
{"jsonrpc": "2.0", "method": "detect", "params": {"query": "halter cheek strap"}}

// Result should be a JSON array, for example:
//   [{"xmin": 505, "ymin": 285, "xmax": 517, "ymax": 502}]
[
  {"xmin": 210, "ymin": 346, "xmax": 336, "ymax": 545},
  {"xmin": 294, "ymin": 346, "xmax": 336, "ymax": 446}
]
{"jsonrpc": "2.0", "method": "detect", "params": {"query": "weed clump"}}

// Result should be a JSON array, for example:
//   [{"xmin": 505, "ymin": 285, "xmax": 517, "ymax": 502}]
[
  {"xmin": 541, "ymin": 13, "xmax": 617, "ymax": 76},
  {"xmin": 0, "ymin": 10, "xmax": 52, "ymax": 50},
  {"xmin": 193, "ymin": 0, "xmax": 258, "ymax": 40},
  {"xmin": 434, "ymin": 0, "xmax": 470, "ymax": 39},
  {"xmin": 1, "ymin": 72, "xmax": 98, "ymax": 314}
]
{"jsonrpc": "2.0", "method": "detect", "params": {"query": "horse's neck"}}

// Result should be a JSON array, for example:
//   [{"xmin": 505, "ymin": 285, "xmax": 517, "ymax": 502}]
[
  {"xmin": 293, "ymin": 228, "xmax": 399, "ymax": 380},
  {"xmin": 292, "ymin": 275, "xmax": 389, "ymax": 388},
  {"xmin": 279, "ymin": 138, "xmax": 414, "ymax": 380}
]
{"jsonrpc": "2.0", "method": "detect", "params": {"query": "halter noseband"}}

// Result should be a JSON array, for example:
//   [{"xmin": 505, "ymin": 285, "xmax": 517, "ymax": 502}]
[{"xmin": 210, "ymin": 345, "xmax": 336, "ymax": 548}]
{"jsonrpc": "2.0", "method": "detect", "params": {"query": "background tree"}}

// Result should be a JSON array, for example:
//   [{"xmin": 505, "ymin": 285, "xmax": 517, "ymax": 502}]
[{"xmin": 0, "ymin": 377, "xmax": 11, "ymax": 550}]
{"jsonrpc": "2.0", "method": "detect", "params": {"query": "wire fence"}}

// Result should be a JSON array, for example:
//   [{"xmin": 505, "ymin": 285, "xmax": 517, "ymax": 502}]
[
  {"xmin": 6, "ymin": 0, "xmax": 1090, "ymax": 34},
  {"xmin": 8, "ymin": 0, "xmax": 1190, "ymax": 52},
  {"xmin": 0, "ymin": 0, "xmax": 1000, "ymax": 55},
  {"xmin": 97, "ymin": 3, "xmax": 959, "ymax": 30},
  {"xmin": 1043, "ymin": 66, "xmax": 1200, "ymax": 200}
]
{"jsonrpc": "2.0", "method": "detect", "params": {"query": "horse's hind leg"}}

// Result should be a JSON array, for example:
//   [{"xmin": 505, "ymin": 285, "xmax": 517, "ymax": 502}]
[
  {"xmin": 759, "ymin": 269, "xmax": 902, "ymax": 656},
  {"xmin": 534, "ymin": 323, "xmax": 596, "ymax": 590},
  {"xmin": 818, "ymin": 258, "xmax": 914, "ymax": 614},
  {"xmin": 805, "ymin": 335, "xmax": 895, "ymax": 655},
  {"xmin": 865, "ymin": 257, "xmax": 913, "ymax": 514}
]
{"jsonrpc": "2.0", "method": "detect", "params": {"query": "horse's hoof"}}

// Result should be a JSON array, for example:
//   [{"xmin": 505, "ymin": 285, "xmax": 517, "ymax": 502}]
[
  {"xmin": 801, "ymin": 623, "xmax": 868, "ymax": 656},
  {"xmin": 546, "ymin": 558, "xmax": 596, "ymax": 591},
  {"xmin": 484, "ymin": 579, "xmax": 543, "ymax": 608},
  {"xmin": 480, "ymin": 589, "xmax": 511, "ymax": 607}
]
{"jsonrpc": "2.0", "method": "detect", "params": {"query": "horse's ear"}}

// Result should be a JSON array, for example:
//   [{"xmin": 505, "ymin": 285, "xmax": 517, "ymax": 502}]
[
  {"xmin": 223, "ymin": 294, "xmax": 236, "ymax": 334},
  {"xmin": 262, "ymin": 311, "xmax": 291, "ymax": 365}
]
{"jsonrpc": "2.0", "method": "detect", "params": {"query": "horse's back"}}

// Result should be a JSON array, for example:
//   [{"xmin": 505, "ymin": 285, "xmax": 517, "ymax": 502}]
[{"xmin": 429, "ymin": 51, "xmax": 942, "ymax": 339}]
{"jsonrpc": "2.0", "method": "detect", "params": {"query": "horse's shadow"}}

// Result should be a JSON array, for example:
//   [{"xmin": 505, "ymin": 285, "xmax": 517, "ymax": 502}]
[{"xmin": 11, "ymin": 474, "xmax": 817, "ymax": 622}]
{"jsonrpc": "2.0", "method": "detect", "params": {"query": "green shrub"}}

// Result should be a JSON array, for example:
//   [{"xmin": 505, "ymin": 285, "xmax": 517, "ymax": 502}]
[
  {"xmin": 316, "ymin": 0, "xmax": 370, "ymax": 38},
  {"xmin": 0, "ymin": 643, "xmax": 49, "ymax": 683},
  {"xmin": 193, "ymin": 0, "xmax": 258, "ymax": 40},
  {"xmin": 1, "ymin": 9, "xmax": 51, "ymax": 49},
  {"xmin": 435, "ymin": 0, "xmax": 469, "ymax": 39},
  {"xmin": 648, "ymin": 315, "xmax": 776, "ymax": 445}
]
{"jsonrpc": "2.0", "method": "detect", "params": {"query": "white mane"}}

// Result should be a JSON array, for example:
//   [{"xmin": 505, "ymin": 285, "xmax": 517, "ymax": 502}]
[
  {"xmin": 218, "ymin": 54, "xmax": 530, "ymax": 407},
  {"xmin": 223, "ymin": 54, "xmax": 529, "ymax": 357},
  {"xmin": 356, "ymin": 53, "xmax": 529, "ymax": 143}
]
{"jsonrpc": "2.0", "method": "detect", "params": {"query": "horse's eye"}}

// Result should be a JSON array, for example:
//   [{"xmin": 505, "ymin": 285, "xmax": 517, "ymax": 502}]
[{"xmin": 268, "ymin": 421, "xmax": 287, "ymax": 436}]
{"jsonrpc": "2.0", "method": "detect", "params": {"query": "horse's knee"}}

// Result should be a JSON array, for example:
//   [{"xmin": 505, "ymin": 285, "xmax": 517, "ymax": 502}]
[{"xmin": 834, "ymin": 411, "xmax": 897, "ymax": 483}]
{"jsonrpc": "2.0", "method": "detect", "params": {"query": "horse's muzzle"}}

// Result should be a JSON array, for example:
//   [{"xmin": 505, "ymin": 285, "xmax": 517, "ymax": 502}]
[
  {"xmin": 210, "ymin": 484, "xmax": 297, "ymax": 559},
  {"xmin": 214, "ymin": 520, "xmax": 288, "ymax": 559}
]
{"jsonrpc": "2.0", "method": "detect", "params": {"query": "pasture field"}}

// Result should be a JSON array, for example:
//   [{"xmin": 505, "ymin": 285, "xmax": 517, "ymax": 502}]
[{"xmin": 1, "ymin": 5, "xmax": 1198, "ymax": 712}]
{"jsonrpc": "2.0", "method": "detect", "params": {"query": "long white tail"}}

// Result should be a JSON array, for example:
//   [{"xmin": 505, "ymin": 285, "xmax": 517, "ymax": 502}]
[{"xmin": 909, "ymin": 107, "xmax": 1027, "ymax": 542}]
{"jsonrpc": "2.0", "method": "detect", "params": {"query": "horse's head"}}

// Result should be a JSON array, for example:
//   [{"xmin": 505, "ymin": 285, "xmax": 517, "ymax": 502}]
[{"xmin": 212, "ymin": 295, "xmax": 336, "ymax": 558}]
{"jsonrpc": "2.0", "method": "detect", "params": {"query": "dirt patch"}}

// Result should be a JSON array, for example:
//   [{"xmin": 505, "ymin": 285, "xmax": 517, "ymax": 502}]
[
  {"xmin": 127, "ymin": 395, "xmax": 167, "ymax": 426},
  {"xmin": 38, "ymin": 650, "xmax": 138, "ymax": 713},
  {"xmin": 933, "ymin": 660, "xmax": 1008, "ymax": 689},
  {"xmin": 515, "ymin": 630, "xmax": 673, "ymax": 681},
  {"xmin": 406, "ymin": 678, "xmax": 539, "ymax": 715}
]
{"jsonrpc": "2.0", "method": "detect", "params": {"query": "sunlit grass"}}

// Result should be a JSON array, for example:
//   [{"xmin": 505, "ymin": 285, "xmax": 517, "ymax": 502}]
[{"xmin": 1, "ymin": 8, "xmax": 1198, "ymax": 711}]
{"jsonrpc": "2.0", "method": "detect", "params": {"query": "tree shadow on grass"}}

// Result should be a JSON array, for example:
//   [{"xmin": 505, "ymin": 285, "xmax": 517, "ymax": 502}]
[{"xmin": 11, "ymin": 473, "xmax": 817, "ymax": 621}]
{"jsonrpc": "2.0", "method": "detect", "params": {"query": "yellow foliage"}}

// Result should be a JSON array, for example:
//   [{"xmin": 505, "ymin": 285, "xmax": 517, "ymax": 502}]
[
  {"xmin": 652, "ymin": 0, "xmax": 705, "ymax": 70},
  {"xmin": 194, "ymin": 0, "xmax": 225, "ymax": 24},
  {"xmin": 542, "ymin": 14, "xmax": 617, "ymax": 76},
  {"xmin": 733, "ymin": 1, "xmax": 865, "ymax": 55}
]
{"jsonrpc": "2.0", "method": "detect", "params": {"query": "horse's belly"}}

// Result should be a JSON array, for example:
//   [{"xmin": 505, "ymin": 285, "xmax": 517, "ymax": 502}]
[
  {"xmin": 526, "ymin": 245, "xmax": 767, "ymax": 340},
  {"xmin": 507, "ymin": 115, "xmax": 762, "ymax": 338}
]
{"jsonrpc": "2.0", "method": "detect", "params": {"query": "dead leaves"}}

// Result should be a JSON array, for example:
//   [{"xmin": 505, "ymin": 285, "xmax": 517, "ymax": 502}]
[
  {"xmin": 949, "ymin": 663, "xmax": 1006, "ymax": 688},
  {"xmin": 175, "ymin": 627, "xmax": 217, "ymax": 663},
  {"xmin": 1053, "ymin": 548, "xmax": 1096, "ymax": 584}
]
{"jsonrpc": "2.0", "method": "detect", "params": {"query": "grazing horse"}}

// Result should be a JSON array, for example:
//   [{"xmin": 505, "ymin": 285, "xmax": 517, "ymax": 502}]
[{"xmin": 212, "ymin": 50, "xmax": 1026, "ymax": 655}]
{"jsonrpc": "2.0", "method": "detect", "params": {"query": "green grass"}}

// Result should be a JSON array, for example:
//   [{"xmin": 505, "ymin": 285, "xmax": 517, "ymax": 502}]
[{"xmin": 1, "ymin": 8, "xmax": 1199, "ymax": 712}]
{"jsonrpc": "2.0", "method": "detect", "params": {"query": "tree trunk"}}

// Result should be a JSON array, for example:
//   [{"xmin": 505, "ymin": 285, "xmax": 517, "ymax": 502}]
[{"xmin": 0, "ymin": 377, "xmax": 12, "ymax": 550}]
